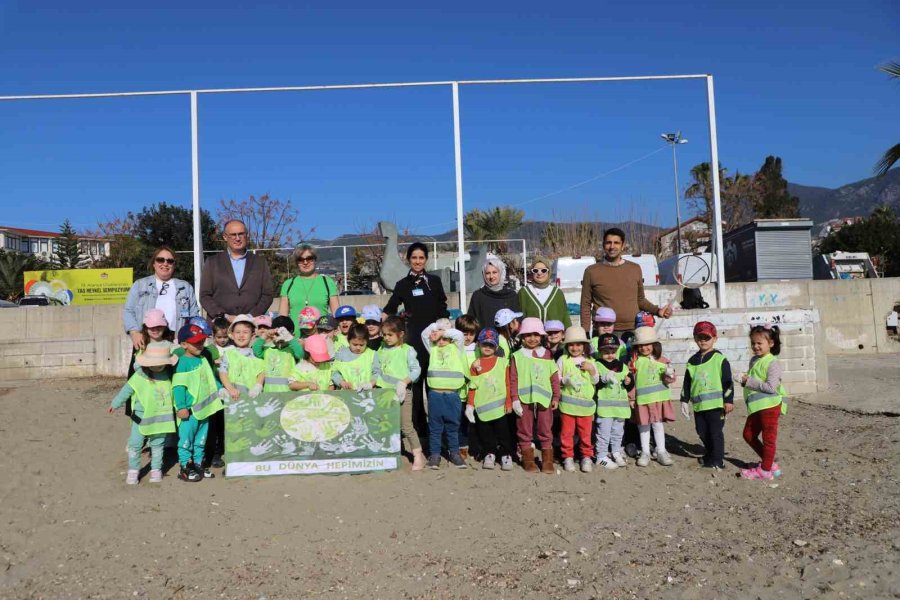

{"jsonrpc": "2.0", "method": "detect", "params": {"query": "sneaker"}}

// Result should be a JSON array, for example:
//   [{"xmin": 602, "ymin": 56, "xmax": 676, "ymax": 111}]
[
  {"xmin": 562, "ymin": 457, "xmax": 576, "ymax": 472},
  {"xmin": 612, "ymin": 453, "xmax": 627, "ymax": 467},
  {"xmin": 636, "ymin": 453, "xmax": 651, "ymax": 467},
  {"xmin": 125, "ymin": 469, "xmax": 139, "ymax": 485},
  {"xmin": 650, "ymin": 448, "xmax": 658, "ymax": 460},
  {"xmin": 580, "ymin": 458, "xmax": 593, "ymax": 473},
  {"xmin": 656, "ymin": 451, "xmax": 674, "ymax": 467},
  {"xmin": 771, "ymin": 462, "xmax": 782, "ymax": 477},
  {"xmin": 149, "ymin": 469, "xmax": 163, "ymax": 483},
  {"xmin": 201, "ymin": 466, "xmax": 216, "ymax": 479},
  {"xmin": 459, "ymin": 447, "xmax": 469, "ymax": 461},
  {"xmin": 427, "ymin": 455, "xmax": 441, "ymax": 470},
  {"xmin": 500, "ymin": 455, "xmax": 513, "ymax": 471},
  {"xmin": 598, "ymin": 458, "xmax": 619, "ymax": 470},
  {"xmin": 449, "ymin": 453, "xmax": 467, "ymax": 469},
  {"xmin": 211, "ymin": 455, "xmax": 226, "ymax": 468},
  {"xmin": 740, "ymin": 466, "xmax": 774, "ymax": 480},
  {"xmin": 178, "ymin": 465, "xmax": 201, "ymax": 482},
  {"xmin": 188, "ymin": 462, "xmax": 206, "ymax": 480},
  {"xmin": 624, "ymin": 443, "xmax": 638, "ymax": 458},
  {"xmin": 482, "ymin": 453, "xmax": 496, "ymax": 469}
]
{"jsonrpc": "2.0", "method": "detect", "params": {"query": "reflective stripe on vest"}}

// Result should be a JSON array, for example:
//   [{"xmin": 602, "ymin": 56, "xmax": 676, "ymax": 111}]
[
  {"xmin": 265, "ymin": 376, "xmax": 290, "ymax": 386},
  {"xmin": 513, "ymin": 349, "xmax": 557, "ymax": 409},
  {"xmin": 685, "ymin": 352, "xmax": 725, "ymax": 412},
  {"xmin": 263, "ymin": 347, "xmax": 296, "ymax": 392},
  {"xmin": 558, "ymin": 355, "xmax": 596, "ymax": 416},
  {"xmin": 172, "ymin": 361, "xmax": 223, "ymax": 421},
  {"xmin": 127, "ymin": 370, "xmax": 177, "ymax": 436},
  {"xmin": 376, "ymin": 344, "xmax": 412, "ymax": 389},
  {"xmin": 335, "ymin": 348, "xmax": 375, "ymax": 388},
  {"xmin": 470, "ymin": 356, "xmax": 508, "ymax": 422},
  {"xmin": 595, "ymin": 363, "xmax": 631, "ymax": 419},
  {"xmin": 634, "ymin": 356, "xmax": 669, "ymax": 406},
  {"xmin": 743, "ymin": 354, "xmax": 787, "ymax": 415},
  {"xmin": 426, "ymin": 345, "xmax": 467, "ymax": 390}
]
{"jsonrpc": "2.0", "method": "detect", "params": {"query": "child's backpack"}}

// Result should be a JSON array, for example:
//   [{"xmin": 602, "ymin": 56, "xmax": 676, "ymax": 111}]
[{"xmin": 681, "ymin": 287, "xmax": 709, "ymax": 310}]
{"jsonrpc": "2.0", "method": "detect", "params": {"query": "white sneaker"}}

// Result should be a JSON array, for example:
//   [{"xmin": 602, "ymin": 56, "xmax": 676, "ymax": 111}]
[
  {"xmin": 657, "ymin": 451, "xmax": 674, "ymax": 466},
  {"xmin": 612, "ymin": 453, "xmax": 627, "ymax": 467},
  {"xmin": 636, "ymin": 453, "xmax": 651, "ymax": 467},
  {"xmin": 500, "ymin": 455, "xmax": 513, "ymax": 471},
  {"xmin": 125, "ymin": 469, "xmax": 139, "ymax": 485},
  {"xmin": 149, "ymin": 469, "xmax": 163, "ymax": 483},
  {"xmin": 580, "ymin": 458, "xmax": 593, "ymax": 473},
  {"xmin": 599, "ymin": 458, "xmax": 619, "ymax": 470},
  {"xmin": 482, "ymin": 453, "xmax": 496, "ymax": 470},
  {"xmin": 563, "ymin": 457, "xmax": 576, "ymax": 472}
]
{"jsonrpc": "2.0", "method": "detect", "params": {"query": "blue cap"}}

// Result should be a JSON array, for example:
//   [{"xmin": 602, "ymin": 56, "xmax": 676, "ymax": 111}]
[
  {"xmin": 334, "ymin": 305, "xmax": 357, "ymax": 319},
  {"xmin": 188, "ymin": 316, "xmax": 212, "ymax": 336},
  {"xmin": 361, "ymin": 305, "xmax": 382, "ymax": 322},
  {"xmin": 494, "ymin": 308, "xmax": 524, "ymax": 328},
  {"xmin": 634, "ymin": 311, "xmax": 655, "ymax": 329},
  {"xmin": 477, "ymin": 328, "xmax": 500, "ymax": 346}
]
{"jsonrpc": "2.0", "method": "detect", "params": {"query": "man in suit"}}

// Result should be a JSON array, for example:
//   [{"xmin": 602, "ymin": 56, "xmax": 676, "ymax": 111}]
[{"xmin": 199, "ymin": 219, "xmax": 274, "ymax": 320}]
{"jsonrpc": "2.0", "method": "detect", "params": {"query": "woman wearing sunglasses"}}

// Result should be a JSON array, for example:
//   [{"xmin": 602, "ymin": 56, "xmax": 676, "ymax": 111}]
[
  {"xmin": 279, "ymin": 243, "xmax": 340, "ymax": 326},
  {"xmin": 517, "ymin": 255, "xmax": 571, "ymax": 327}
]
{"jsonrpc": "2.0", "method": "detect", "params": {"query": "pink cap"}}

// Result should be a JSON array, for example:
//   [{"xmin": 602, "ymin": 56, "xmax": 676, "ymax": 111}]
[
  {"xmin": 299, "ymin": 306, "xmax": 322, "ymax": 321},
  {"xmin": 303, "ymin": 334, "xmax": 331, "ymax": 363},
  {"xmin": 143, "ymin": 308, "xmax": 169, "ymax": 329},
  {"xmin": 255, "ymin": 315, "xmax": 273, "ymax": 328},
  {"xmin": 517, "ymin": 317, "xmax": 547, "ymax": 337}
]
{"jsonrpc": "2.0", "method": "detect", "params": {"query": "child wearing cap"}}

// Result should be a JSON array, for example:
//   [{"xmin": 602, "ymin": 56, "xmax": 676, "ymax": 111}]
[
  {"xmin": 289, "ymin": 334, "xmax": 335, "ymax": 391},
  {"xmin": 297, "ymin": 306, "xmax": 322, "ymax": 339},
  {"xmin": 219, "ymin": 315, "xmax": 266, "ymax": 402},
  {"xmin": 493, "ymin": 308, "xmax": 523, "ymax": 358},
  {"xmin": 630, "ymin": 326, "xmax": 677, "ymax": 467},
  {"xmin": 333, "ymin": 324, "xmax": 379, "ymax": 391},
  {"xmin": 173, "ymin": 324, "xmax": 225, "ymax": 482},
  {"xmin": 455, "ymin": 314, "xmax": 481, "ymax": 460},
  {"xmin": 544, "ymin": 320, "xmax": 566, "ymax": 361},
  {"xmin": 464, "ymin": 328, "xmax": 514, "ymax": 470},
  {"xmin": 557, "ymin": 326, "xmax": 600, "ymax": 473},
  {"xmin": 590, "ymin": 307, "xmax": 627, "ymax": 361},
  {"xmin": 361, "ymin": 305, "xmax": 383, "ymax": 351},
  {"xmin": 128, "ymin": 309, "xmax": 175, "ymax": 414},
  {"xmin": 510, "ymin": 317, "xmax": 561, "ymax": 474},
  {"xmin": 374, "ymin": 316, "xmax": 425, "ymax": 470},
  {"xmin": 252, "ymin": 315, "xmax": 304, "ymax": 393},
  {"xmin": 594, "ymin": 333, "xmax": 634, "ymax": 469},
  {"xmin": 333, "ymin": 305, "xmax": 358, "ymax": 352},
  {"xmin": 680, "ymin": 321, "xmax": 734, "ymax": 470},
  {"xmin": 108, "ymin": 341, "xmax": 179, "ymax": 484},
  {"xmin": 421, "ymin": 318, "xmax": 467, "ymax": 469}
]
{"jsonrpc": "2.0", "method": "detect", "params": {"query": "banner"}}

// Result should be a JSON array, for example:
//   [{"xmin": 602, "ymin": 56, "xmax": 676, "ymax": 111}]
[
  {"xmin": 23, "ymin": 268, "xmax": 133, "ymax": 305},
  {"xmin": 224, "ymin": 389, "xmax": 401, "ymax": 477}
]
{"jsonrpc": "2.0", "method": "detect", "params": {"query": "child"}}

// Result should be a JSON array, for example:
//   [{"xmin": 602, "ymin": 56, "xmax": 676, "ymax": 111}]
[
  {"xmin": 630, "ymin": 326, "xmax": 677, "ymax": 467},
  {"xmin": 493, "ymin": 308, "xmax": 523, "ymax": 358},
  {"xmin": 510, "ymin": 317, "xmax": 560, "ymax": 474},
  {"xmin": 289, "ymin": 334, "xmax": 335, "ymax": 391},
  {"xmin": 557, "ymin": 326, "xmax": 599, "ymax": 472},
  {"xmin": 594, "ymin": 333, "xmax": 634, "ymax": 469},
  {"xmin": 333, "ymin": 323, "xmax": 379, "ymax": 390},
  {"xmin": 255, "ymin": 314, "xmax": 273, "ymax": 337},
  {"xmin": 375, "ymin": 316, "xmax": 425, "ymax": 470},
  {"xmin": 422, "ymin": 319, "xmax": 467, "ymax": 469},
  {"xmin": 172, "ymin": 324, "xmax": 225, "ymax": 482},
  {"xmin": 108, "ymin": 341, "xmax": 178, "ymax": 484},
  {"xmin": 297, "ymin": 306, "xmax": 322, "ymax": 339},
  {"xmin": 455, "ymin": 314, "xmax": 480, "ymax": 460},
  {"xmin": 544, "ymin": 320, "xmax": 566, "ymax": 360},
  {"xmin": 680, "ymin": 321, "xmax": 734, "ymax": 470},
  {"xmin": 464, "ymin": 328, "xmax": 514, "ymax": 470},
  {"xmin": 737, "ymin": 324, "xmax": 786, "ymax": 481},
  {"xmin": 361, "ymin": 305, "xmax": 383, "ymax": 351},
  {"xmin": 333, "ymin": 305, "xmax": 358, "ymax": 352},
  {"xmin": 219, "ymin": 315, "xmax": 266, "ymax": 401},
  {"xmin": 252, "ymin": 315, "xmax": 303, "ymax": 392},
  {"xmin": 590, "ymin": 307, "xmax": 626, "ymax": 361},
  {"xmin": 128, "ymin": 308, "xmax": 174, "ymax": 413},
  {"xmin": 211, "ymin": 316, "xmax": 231, "ymax": 355},
  {"xmin": 316, "ymin": 315, "xmax": 337, "ymax": 339}
]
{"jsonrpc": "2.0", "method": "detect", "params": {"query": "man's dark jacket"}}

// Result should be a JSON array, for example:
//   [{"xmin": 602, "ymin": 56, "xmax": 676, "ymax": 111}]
[{"xmin": 199, "ymin": 251, "xmax": 274, "ymax": 318}]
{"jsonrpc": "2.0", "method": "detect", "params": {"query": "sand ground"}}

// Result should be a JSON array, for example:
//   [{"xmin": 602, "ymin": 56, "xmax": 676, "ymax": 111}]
[{"xmin": 1, "ymin": 356, "xmax": 898, "ymax": 599}]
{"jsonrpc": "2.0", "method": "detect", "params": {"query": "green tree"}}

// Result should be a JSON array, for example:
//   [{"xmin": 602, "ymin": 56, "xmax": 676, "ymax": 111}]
[
  {"xmin": 132, "ymin": 202, "xmax": 220, "ymax": 283},
  {"xmin": 685, "ymin": 163, "xmax": 754, "ymax": 233},
  {"xmin": 874, "ymin": 61, "xmax": 900, "ymax": 176},
  {"xmin": 750, "ymin": 156, "xmax": 800, "ymax": 219},
  {"xmin": 87, "ymin": 215, "xmax": 148, "ymax": 274},
  {"xmin": 0, "ymin": 249, "xmax": 50, "ymax": 301},
  {"xmin": 52, "ymin": 219, "xmax": 83, "ymax": 269},
  {"xmin": 818, "ymin": 206, "xmax": 900, "ymax": 276},
  {"xmin": 464, "ymin": 206, "xmax": 524, "ymax": 253},
  {"xmin": 346, "ymin": 246, "xmax": 376, "ymax": 291}
]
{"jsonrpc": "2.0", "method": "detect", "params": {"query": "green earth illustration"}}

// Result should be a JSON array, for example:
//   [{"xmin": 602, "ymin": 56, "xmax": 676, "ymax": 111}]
[{"xmin": 280, "ymin": 394, "xmax": 352, "ymax": 442}]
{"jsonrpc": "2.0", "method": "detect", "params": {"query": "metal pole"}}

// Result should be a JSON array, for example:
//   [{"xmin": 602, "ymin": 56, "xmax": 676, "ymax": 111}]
[
  {"xmin": 706, "ymin": 76, "xmax": 727, "ymax": 308},
  {"xmin": 342, "ymin": 245, "xmax": 348, "ymax": 292},
  {"xmin": 433, "ymin": 241, "xmax": 438, "ymax": 270},
  {"xmin": 672, "ymin": 142, "xmax": 683, "ymax": 257},
  {"xmin": 522, "ymin": 239, "xmax": 527, "ymax": 286},
  {"xmin": 451, "ymin": 82, "xmax": 467, "ymax": 312},
  {"xmin": 190, "ymin": 92, "xmax": 202, "ymax": 302}
]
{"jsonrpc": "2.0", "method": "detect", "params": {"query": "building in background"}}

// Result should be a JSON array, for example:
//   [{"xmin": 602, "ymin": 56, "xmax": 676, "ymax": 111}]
[{"xmin": 0, "ymin": 225, "xmax": 110, "ymax": 265}]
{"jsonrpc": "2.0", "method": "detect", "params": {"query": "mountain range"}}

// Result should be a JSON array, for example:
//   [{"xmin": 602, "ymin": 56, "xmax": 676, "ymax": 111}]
[{"xmin": 790, "ymin": 167, "xmax": 900, "ymax": 224}]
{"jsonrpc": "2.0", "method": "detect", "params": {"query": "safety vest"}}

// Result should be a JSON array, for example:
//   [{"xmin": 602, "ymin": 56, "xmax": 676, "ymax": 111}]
[
  {"xmin": 292, "ymin": 361, "xmax": 334, "ymax": 391},
  {"xmin": 376, "ymin": 344, "xmax": 414, "ymax": 388},
  {"xmin": 512, "ymin": 349, "xmax": 557, "ymax": 408},
  {"xmin": 223, "ymin": 348, "xmax": 266, "ymax": 390},
  {"xmin": 335, "ymin": 348, "xmax": 376, "ymax": 388},
  {"xmin": 172, "ymin": 360, "xmax": 223, "ymax": 421},
  {"xmin": 127, "ymin": 370, "xmax": 176, "ymax": 436},
  {"xmin": 465, "ymin": 346, "xmax": 477, "ymax": 371},
  {"xmin": 498, "ymin": 335, "xmax": 511, "ymax": 358},
  {"xmin": 334, "ymin": 333, "xmax": 349, "ymax": 353},
  {"xmin": 744, "ymin": 353, "xmax": 787, "ymax": 415},
  {"xmin": 634, "ymin": 355, "xmax": 670, "ymax": 406},
  {"xmin": 263, "ymin": 346, "xmax": 296, "ymax": 392},
  {"xmin": 558, "ymin": 355, "xmax": 597, "ymax": 417},
  {"xmin": 686, "ymin": 352, "xmax": 726, "ymax": 412},
  {"xmin": 469, "ymin": 357, "xmax": 509, "ymax": 422},
  {"xmin": 427, "ymin": 344, "xmax": 467, "ymax": 391},
  {"xmin": 591, "ymin": 337, "xmax": 627, "ymax": 361},
  {"xmin": 595, "ymin": 363, "xmax": 631, "ymax": 419}
]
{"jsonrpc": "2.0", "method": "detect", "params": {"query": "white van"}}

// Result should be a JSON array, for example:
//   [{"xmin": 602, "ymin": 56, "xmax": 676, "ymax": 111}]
[
  {"xmin": 552, "ymin": 256, "xmax": 597, "ymax": 289},
  {"xmin": 623, "ymin": 254, "xmax": 660, "ymax": 287}
]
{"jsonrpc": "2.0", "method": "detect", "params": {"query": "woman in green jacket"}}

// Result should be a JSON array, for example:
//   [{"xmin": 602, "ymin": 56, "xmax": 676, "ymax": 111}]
[{"xmin": 518, "ymin": 255, "xmax": 571, "ymax": 328}]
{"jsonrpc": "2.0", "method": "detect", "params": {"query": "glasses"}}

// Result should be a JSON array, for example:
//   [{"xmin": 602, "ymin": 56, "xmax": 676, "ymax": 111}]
[
  {"xmin": 297, "ymin": 256, "xmax": 316, "ymax": 263},
  {"xmin": 530, "ymin": 268, "xmax": 549, "ymax": 274},
  {"xmin": 225, "ymin": 232, "xmax": 248, "ymax": 239},
  {"xmin": 159, "ymin": 282, "xmax": 170, "ymax": 296},
  {"xmin": 694, "ymin": 335, "xmax": 712, "ymax": 341},
  {"xmin": 154, "ymin": 257, "xmax": 175, "ymax": 265}
]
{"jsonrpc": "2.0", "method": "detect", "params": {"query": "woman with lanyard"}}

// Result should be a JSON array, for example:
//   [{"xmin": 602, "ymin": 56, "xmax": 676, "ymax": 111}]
[
  {"xmin": 279, "ymin": 243, "xmax": 340, "ymax": 324},
  {"xmin": 466, "ymin": 256, "xmax": 520, "ymax": 335},
  {"xmin": 383, "ymin": 242, "xmax": 449, "ymax": 447},
  {"xmin": 518, "ymin": 255, "xmax": 571, "ymax": 327},
  {"xmin": 123, "ymin": 246, "xmax": 199, "ymax": 376}
]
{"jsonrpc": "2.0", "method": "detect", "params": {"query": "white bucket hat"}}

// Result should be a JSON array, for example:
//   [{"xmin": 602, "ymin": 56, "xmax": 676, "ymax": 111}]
[{"xmin": 633, "ymin": 326, "xmax": 658, "ymax": 345}]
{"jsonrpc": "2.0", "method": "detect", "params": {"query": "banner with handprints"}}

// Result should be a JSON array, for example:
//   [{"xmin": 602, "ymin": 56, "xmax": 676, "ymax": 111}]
[{"xmin": 223, "ymin": 389, "xmax": 401, "ymax": 477}]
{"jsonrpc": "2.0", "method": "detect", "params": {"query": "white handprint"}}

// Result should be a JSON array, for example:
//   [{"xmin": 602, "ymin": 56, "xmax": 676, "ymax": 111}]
[
  {"xmin": 271, "ymin": 434, "xmax": 297, "ymax": 455},
  {"xmin": 226, "ymin": 400, "xmax": 245, "ymax": 416},
  {"xmin": 298, "ymin": 442, "xmax": 316, "ymax": 456},
  {"xmin": 386, "ymin": 434, "xmax": 401, "ymax": 453},
  {"xmin": 358, "ymin": 396, "xmax": 376, "ymax": 413},
  {"xmin": 255, "ymin": 398, "xmax": 282, "ymax": 418},
  {"xmin": 250, "ymin": 440, "xmax": 274, "ymax": 456},
  {"xmin": 350, "ymin": 416, "xmax": 369, "ymax": 438}
]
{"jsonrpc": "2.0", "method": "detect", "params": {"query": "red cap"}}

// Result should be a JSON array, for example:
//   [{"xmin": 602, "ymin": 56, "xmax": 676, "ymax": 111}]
[{"xmin": 693, "ymin": 321, "xmax": 717, "ymax": 338}]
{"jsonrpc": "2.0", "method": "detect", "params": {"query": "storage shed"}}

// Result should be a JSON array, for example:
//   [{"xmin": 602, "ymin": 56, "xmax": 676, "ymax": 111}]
[{"xmin": 723, "ymin": 219, "xmax": 813, "ymax": 282}]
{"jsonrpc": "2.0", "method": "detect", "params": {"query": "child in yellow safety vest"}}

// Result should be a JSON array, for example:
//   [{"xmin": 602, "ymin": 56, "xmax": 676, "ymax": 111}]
[
  {"xmin": 252, "ymin": 315, "xmax": 304, "ymax": 393},
  {"xmin": 421, "ymin": 318, "xmax": 468, "ymax": 470},
  {"xmin": 737, "ymin": 324, "xmax": 787, "ymax": 481},
  {"xmin": 219, "ymin": 315, "xmax": 266, "ymax": 401},
  {"xmin": 333, "ymin": 323, "xmax": 379, "ymax": 390},
  {"xmin": 629, "ymin": 326, "xmax": 677, "ymax": 468},
  {"xmin": 464, "ymin": 328, "xmax": 514, "ymax": 470},
  {"xmin": 333, "ymin": 305, "xmax": 357, "ymax": 353},
  {"xmin": 510, "ymin": 317, "xmax": 561, "ymax": 474},
  {"xmin": 454, "ymin": 314, "xmax": 480, "ymax": 461},
  {"xmin": 108, "ymin": 341, "xmax": 179, "ymax": 484},
  {"xmin": 492, "ymin": 308, "xmax": 523, "ymax": 358},
  {"xmin": 557, "ymin": 326, "xmax": 600, "ymax": 473},
  {"xmin": 544, "ymin": 320, "xmax": 566, "ymax": 361},
  {"xmin": 590, "ymin": 307, "xmax": 627, "ymax": 361},
  {"xmin": 594, "ymin": 333, "xmax": 635, "ymax": 470},
  {"xmin": 289, "ymin": 334, "xmax": 335, "ymax": 391},
  {"xmin": 679, "ymin": 321, "xmax": 734, "ymax": 471}
]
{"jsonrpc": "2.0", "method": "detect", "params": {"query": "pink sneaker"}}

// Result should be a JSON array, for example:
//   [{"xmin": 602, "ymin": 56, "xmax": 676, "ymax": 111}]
[
  {"xmin": 740, "ymin": 466, "xmax": 774, "ymax": 481},
  {"xmin": 125, "ymin": 469, "xmax": 139, "ymax": 485},
  {"xmin": 149, "ymin": 469, "xmax": 163, "ymax": 483}
]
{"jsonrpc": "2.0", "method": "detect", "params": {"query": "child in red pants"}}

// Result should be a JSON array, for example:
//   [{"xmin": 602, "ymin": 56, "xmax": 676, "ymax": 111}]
[
  {"xmin": 557, "ymin": 326, "xmax": 599, "ymax": 473},
  {"xmin": 738, "ymin": 324, "xmax": 786, "ymax": 480}
]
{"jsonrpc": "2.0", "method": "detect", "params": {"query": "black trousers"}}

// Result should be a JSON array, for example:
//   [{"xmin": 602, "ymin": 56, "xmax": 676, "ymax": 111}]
[
  {"xmin": 477, "ymin": 414, "xmax": 513, "ymax": 458},
  {"xmin": 204, "ymin": 410, "xmax": 225, "ymax": 463},
  {"xmin": 695, "ymin": 408, "xmax": 726, "ymax": 467}
]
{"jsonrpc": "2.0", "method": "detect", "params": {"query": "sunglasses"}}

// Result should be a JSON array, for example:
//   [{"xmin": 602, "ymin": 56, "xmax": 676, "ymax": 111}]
[
  {"xmin": 530, "ymin": 268, "xmax": 549, "ymax": 274},
  {"xmin": 694, "ymin": 335, "xmax": 712, "ymax": 341},
  {"xmin": 297, "ymin": 256, "xmax": 316, "ymax": 263},
  {"xmin": 154, "ymin": 257, "xmax": 175, "ymax": 265}
]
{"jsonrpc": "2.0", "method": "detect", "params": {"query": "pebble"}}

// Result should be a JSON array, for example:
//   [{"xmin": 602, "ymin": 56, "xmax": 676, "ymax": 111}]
[
  {"xmin": 566, "ymin": 578, "xmax": 580, "ymax": 588},
  {"xmin": 833, "ymin": 559, "xmax": 844, "ymax": 566},
  {"xmin": 793, "ymin": 540, "xmax": 808, "ymax": 547}
]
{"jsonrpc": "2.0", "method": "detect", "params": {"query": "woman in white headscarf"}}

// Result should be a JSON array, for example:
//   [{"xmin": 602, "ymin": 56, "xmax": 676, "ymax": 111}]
[{"xmin": 466, "ymin": 256, "xmax": 520, "ymax": 331}]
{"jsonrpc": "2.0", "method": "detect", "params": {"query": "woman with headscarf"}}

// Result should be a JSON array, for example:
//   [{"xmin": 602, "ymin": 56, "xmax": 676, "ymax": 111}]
[
  {"xmin": 518, "ymin": 255, "xmax": 571, "ymax": 327},
  {"xmin": 466, "ymin": 256, "xmax": 520, "ymax": 332}
]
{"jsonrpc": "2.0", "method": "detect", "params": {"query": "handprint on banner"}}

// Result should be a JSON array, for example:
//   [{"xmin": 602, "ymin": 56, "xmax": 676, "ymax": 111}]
[
  {"xmin": 270, "ymin": 434, "xmax": 297, "ymax": 455},
  {"xmin": 255, "ymin": 420, "xmax": 280, "ymax": 439},
  {"xmin": 254, "ymin": 397, "xmax": 282, "ymax": 418},
  {"xmin": 250, "ymin": 440, "xmax": 274, "ymax": 456},
  {"xmin": 229, "ymin": 436, "xmax": 252, "ymax": 453},
  {"xmin": 357, "ymin": 395, "xmax": 376, "ymax": 413}
]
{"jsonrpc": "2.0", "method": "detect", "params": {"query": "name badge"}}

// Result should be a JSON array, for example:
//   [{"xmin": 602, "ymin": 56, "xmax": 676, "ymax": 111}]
[{"xmin": 412, "ymin": 288, "xmax": 425, "ymax": 297}]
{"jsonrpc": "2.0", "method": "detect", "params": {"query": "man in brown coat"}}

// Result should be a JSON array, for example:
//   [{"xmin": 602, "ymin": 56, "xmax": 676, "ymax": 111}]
[{"xmin": 199, "ymin": 219, "xmax": 274, "ymax": 320}]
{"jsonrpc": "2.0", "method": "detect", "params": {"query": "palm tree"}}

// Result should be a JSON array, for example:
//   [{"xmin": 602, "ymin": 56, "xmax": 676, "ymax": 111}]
[
  {"xmin": 0, "ymin": 250, "xmax": 45, "ymax": 301},
  {"xmin": 875, "ymin": 60, "xmax": 900, "ymax": 176},
  {"xmin": 464, "ymin": 206, "xmax": 525, "ymax": 253},
  {"xmin": 685, "ymin": 163, "xmax": 753, "ymax": 233}
]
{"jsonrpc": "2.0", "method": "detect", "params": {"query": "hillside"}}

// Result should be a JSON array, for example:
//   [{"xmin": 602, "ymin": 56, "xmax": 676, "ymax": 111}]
[{"xmin": 791, "ymin": 168, "xmax": 900, "ymax": 224}]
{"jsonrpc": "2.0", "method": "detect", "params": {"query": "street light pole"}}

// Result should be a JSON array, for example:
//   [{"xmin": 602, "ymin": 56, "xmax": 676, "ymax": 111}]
[{"xmin": 661, "ymin": 132, "xmax": 688, "ymax": 257}]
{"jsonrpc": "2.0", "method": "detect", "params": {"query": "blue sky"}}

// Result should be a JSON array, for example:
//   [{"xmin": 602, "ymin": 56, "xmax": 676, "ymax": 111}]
[{"xmin": 0, "ymin": 1, "xmax": 896, "ymax": 238}]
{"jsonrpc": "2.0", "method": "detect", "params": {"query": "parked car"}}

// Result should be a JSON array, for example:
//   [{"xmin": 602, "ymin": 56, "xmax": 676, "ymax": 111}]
[
  {"xmin": 552, "ymin": 256, "xmax": 597, "ymax": 289},
  {"xmin": 18, "ymin": 295, "xmax": 64, "ymax": 307},
  {"xmin": 342, "ymin": 289, "xmax": 375, "ymax": 296},
  {"xmin": 623, "ymin": 254, "xmax": 660, "ymax": 287},
  {"xmin": 0, "ymin": 299, "xmax": 18, "ymax": 308}
]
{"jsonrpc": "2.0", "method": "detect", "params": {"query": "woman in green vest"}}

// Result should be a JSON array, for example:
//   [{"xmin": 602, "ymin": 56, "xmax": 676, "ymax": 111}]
[
  {"xmin": 630, "ymin": 326, "xmax": 677, "ymax": 468},
  {"xmin": 108, "ymin": 341, "xmax": 179, "ymax": 485},
  {"xmin": 517, "ymin": 255, "xmax": 571, "ymax": 327}
]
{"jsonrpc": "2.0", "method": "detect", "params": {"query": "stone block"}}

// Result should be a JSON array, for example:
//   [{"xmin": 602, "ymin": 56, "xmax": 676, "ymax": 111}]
[
  {"xmin": 25, "ymin": 306, "xmax": 95, "ymax": 339},
  {"xmin": 95, "ymin": 335, "xmax": 131, "ymax": 377}
]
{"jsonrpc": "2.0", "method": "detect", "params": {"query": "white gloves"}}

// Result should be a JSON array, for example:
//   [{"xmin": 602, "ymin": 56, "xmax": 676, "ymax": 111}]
[
  {"xmin": 394, "ymin": 382, "xmax": 408, "ymax": 404},
  {"xmin": 249, "ymin": 383, "xmax": 263, "ymax": 399},
  {"xmin": 217, "ymin": 387, "xmax": 230, "ymax": 401},
  {"xmin": 512, "ymin": 400, "xmax": 524, "ymax": 417},
  {"xmin": 356, "ymin": 382, "xmax": 374, "ymax": 392},
  {"xmin": 275, "ymin": 327, "xmax": 294, "ymax": 343},
  {"xmin": 735, "ymin": 373, "xmax": 747, "ymax": 385},
  {"xmin": 600, "ymin": 372, "xmax": 618, "ymax": 386},
  {"xmin": 665, "ymin": 364, "xmax": 676, "ymax": 379},
  {"xmin": 680, "ymin": 401, "xmax": 692, "ymax": 420},
  {"xmin": 465, "ymin": 404, "xmax": 476, "ymax": 423}
]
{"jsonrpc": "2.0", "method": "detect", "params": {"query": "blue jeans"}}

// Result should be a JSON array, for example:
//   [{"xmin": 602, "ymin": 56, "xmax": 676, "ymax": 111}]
[
  {"xmin": 177, "ymin": 414, "xmax": 209, "ymax": 466},
  {"xmin": 428, "ymin": 391, "xmax": 462, "ymax": 456}
]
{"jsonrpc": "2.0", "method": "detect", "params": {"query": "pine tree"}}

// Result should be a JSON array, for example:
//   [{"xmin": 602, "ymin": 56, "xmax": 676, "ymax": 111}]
[
  {"xmin": 750, "ymin": 156, "xmax": 800, "ymax": 219},
  {"xmin": 53, "ymin": 219, "xmax": 83, "ymax": 269}
]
